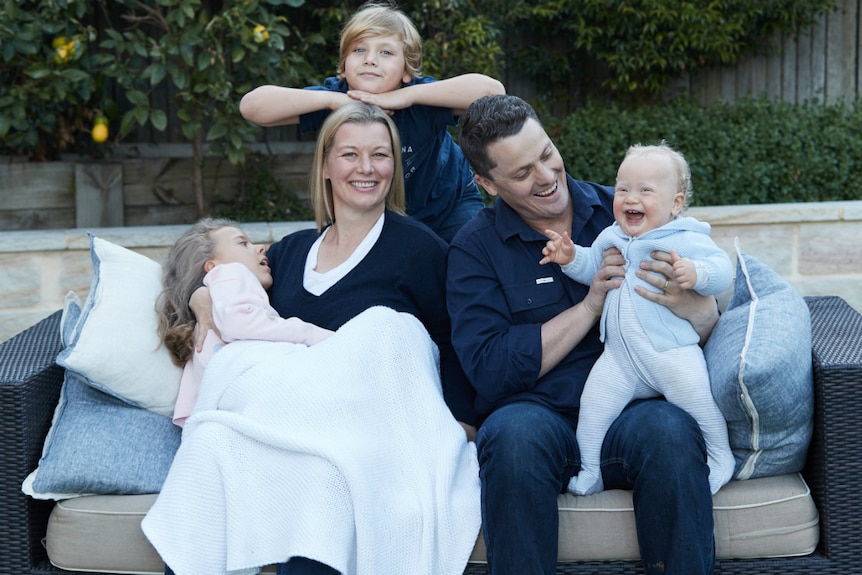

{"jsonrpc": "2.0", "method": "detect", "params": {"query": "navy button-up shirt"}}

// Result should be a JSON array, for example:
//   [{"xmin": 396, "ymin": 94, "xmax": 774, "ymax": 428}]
[{"xmin": 447, "ymin": 175, "xmax": 615, "ymax": 421}]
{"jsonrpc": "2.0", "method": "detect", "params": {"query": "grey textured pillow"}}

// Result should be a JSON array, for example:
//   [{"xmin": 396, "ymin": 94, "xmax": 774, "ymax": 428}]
[
  {"xmin": 704, "ymin": 245, "xmax": 813, "ymax": 480},
  {"xmin": 22, "ymin": 370, "xmax": 182, "ymax": 500}
]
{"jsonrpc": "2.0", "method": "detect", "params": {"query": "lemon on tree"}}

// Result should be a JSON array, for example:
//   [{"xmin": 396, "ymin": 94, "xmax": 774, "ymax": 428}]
[
  {"xmin": 252, "ymin": 24, "xmax": 269, "ymax": 44},
  {"xmin": 52, "ymin": 36, "xmax": 80, "ymax": 65},
  {"xmin": 91, "ymin": 116, "xmax": 109, "ymax": 143}
]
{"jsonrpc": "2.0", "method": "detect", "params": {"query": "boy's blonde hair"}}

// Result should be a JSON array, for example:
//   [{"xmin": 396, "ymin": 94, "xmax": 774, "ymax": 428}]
[
  {"xmin": 625, "ymin": 141, "xmax": 693, "ymax": 207},
  {"xmin": 338, "ymin": 1, "xmax": 423, "ymax": 80}
]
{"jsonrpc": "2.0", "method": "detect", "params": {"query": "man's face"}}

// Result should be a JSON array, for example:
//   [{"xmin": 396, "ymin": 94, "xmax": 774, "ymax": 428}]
[{"xmin": 474, "ymin": 118, "xmax": 570, "ymax": 228}]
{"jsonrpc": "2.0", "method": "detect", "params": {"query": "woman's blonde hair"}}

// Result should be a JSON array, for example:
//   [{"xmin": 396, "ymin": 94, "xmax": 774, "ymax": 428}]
[
  {"xmin": 338, "ymin": 1, "xmax": 423, "ymax": 80},
  {"xmin": 156, "ymin": 217, "xmax": 239, "ymax": 366},
  {"xmin": 309, "ymin": 102, "xmax": 406, "ymax": 231}
]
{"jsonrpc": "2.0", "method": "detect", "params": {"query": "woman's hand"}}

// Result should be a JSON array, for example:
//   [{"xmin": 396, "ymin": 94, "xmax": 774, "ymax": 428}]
[
  {"xmin": 458, "ymin": 421, "xmax": 477, "ymax": 443},
  {"xmin": 635, "ymin": 250, "xmax": 720, "ymax": 344},
  {"xmin": 189, "ymin": 286, "xmax": 218, "ymax": 351}
]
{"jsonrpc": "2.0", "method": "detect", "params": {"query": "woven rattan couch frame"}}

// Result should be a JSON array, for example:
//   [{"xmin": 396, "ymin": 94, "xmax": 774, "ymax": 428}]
[{"xmin": 1, "ymin": 295, "xmax": 860, "ymax": 575}]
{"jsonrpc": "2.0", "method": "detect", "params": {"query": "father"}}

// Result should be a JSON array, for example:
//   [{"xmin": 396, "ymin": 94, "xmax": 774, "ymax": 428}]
[{"xmin": 447, "ymin": 94, "xmax": 720, "ymax": 575}]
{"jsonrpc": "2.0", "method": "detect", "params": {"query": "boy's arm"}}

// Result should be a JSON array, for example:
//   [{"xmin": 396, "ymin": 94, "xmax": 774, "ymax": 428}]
[
  {"xmin": 239, "ymin": 85, "xmax": 352, "ymax": 127},
  {"xmin": 349, "ymin": 73, "xmax": 505, "ymax": 115}
]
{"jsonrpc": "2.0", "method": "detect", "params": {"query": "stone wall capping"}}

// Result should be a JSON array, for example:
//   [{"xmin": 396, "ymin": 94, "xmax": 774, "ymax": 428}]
[{"xmin": 1, "ymin": 200, "xmax": 860, "ymax": 344}]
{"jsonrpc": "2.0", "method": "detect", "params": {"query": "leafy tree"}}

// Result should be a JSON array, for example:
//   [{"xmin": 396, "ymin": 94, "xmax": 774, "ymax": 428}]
[
  {"xmin": 0, "ymin": 0, "xmax": 100, "ymax": 160},
  {"xmin": 95, "ymin": 0, "xmax": 316, "ymax": 216}
]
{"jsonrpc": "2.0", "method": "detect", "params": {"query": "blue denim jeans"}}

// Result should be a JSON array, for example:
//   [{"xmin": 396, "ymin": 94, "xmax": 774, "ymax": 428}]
[
  {"xmin": 166, "ymin": 557, "xmax": 338, "ymax": 575},
  {"xmin": 476, "ymin": 399, "xmax": 715, "ymax": 575},
  {"xmin": 275, "ymin": 558, "xmax": 339, "ymax": 575},
  {"xmin": 433, "ymin": 188, "xmax": 485, "ymax": 244}
]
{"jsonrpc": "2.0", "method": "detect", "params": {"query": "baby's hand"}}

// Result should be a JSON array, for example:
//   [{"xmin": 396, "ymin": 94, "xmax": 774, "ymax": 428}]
[
  {"xmin": 672, "ymin": 250, "xmax": 697, "ymax": 289},
  {"xmin": 539, "ymin": 229, "xmax": 576, "ymax": 266}
]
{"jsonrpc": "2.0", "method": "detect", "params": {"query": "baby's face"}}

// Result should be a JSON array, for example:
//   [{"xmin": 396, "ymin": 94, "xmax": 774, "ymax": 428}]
[
  {"xmin": 342, "ymin": 33, "xmax": 412, "ymax": 93},
  {"xmin": 613, "ymin": 153, "xmax": 685, "ymax": 237}
]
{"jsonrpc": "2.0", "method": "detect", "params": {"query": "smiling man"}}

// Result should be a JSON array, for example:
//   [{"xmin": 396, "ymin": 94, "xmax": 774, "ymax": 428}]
[{"xmin": 446, "ymin": 94, "xmax": 721, "ymax": 575}]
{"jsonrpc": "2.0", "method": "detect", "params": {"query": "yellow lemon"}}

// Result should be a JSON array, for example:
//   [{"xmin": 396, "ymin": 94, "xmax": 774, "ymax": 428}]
[
  {"xmin": 52, "ymin": 36, "xmax": 68, "ymax": 49},
  {"xmin": 54, "ymin": 46, "xmax": 69, "ymax": 64},
  {"xmin": 91, "ymin": 123, "xmax": 109, "ymax": 143},
  {"xmin": 252, "ymin": 25, "xmax": 270, "ymax": 44}
]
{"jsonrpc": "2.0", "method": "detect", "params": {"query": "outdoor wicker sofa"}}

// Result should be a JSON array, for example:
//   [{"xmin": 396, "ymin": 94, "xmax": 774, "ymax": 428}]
[{"xmin": 1, "ymin": 295, "xmax": 861, "ymax": 575}]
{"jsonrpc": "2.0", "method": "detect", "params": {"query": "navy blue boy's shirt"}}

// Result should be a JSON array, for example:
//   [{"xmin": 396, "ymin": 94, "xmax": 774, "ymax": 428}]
[
  {"xmin": 446, "ymin": 175, "xmax": 616, "ymax": 421},
  {"xmin": 299, "ymin": 76, "xmax": 477, "ymax": 232}
]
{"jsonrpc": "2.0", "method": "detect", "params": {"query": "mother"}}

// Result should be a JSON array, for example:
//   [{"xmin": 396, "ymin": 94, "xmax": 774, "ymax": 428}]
[{"xmin": 143, "ymin": 102, "xmax": 480, "ymax": 575}]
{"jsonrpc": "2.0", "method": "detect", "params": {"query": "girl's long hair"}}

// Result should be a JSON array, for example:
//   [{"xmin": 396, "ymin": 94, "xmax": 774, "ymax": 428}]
[{"xmin": 156, "ymin": 217, "xmax": 238, "ymax": 366}]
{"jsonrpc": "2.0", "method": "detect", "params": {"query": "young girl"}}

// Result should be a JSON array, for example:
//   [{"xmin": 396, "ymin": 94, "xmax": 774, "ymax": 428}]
[
  {"xmin": 157, "ymin": 218, "xmax": 333, "ymax": 427},
  {"xmin": 239, "ymin": 1, "xmax": 505, "ymax": 242}
]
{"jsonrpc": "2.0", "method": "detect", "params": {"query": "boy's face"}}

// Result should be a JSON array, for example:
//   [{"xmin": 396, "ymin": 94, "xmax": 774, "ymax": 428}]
[
  {"xmin": 342, "ymin": 34, "xmax": 413, "ymax": 93},
  {"xmin": 613, "ymin": 153, "xmax": 685, "ymax": 237}
]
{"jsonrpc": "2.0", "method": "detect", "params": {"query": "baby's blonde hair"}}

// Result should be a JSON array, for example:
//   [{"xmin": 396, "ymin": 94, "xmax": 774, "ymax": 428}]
[
  {"xmin": 338, "ymin": 1, "xmax": 423, "ymax": 80},
  {"xmin": 624, "ymin": 141, "xmax": 692, "ymax": 207}
]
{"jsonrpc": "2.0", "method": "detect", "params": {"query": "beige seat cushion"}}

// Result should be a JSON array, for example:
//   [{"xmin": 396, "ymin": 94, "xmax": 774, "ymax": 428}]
[{"xmin": 46, "ymin": 474, "xmax": 818, "ymax": 573}]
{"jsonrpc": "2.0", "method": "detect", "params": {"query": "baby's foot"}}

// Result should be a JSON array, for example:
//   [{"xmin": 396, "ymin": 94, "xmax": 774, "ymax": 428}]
[
  {"xmin": 707, "ymin": 450, "xmax": 736, "ymax": 494},
  {"xmin": 567, "ymin": 472, "xmax": 604, "ymax": 496}
]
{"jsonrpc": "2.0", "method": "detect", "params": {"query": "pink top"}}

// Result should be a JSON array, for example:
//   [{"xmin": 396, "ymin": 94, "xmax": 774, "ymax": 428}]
[{"xmin": 172, "ymin": 262, "xmax": 332, "ymax": 426}]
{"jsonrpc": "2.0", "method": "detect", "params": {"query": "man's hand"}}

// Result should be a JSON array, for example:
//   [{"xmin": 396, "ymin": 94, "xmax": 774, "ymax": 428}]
[{"xmin": 635, "ymin": 250, "xmax": 719, "ymax": 344}]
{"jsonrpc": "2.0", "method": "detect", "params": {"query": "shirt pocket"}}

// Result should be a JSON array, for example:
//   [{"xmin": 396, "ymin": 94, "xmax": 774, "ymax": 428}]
[{"xmin": 502, "ymin": 276, "xmax": 567, "ymax": 322}]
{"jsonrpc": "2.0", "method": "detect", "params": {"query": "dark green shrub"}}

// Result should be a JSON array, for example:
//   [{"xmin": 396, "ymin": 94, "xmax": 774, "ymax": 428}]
[
  {"xmin": 212, "ymin": 153, "xmax": 314, "ymax": 222},
  {"xmin": 548, "ymin": 96, "xmax": 862, "ymax": 205}
]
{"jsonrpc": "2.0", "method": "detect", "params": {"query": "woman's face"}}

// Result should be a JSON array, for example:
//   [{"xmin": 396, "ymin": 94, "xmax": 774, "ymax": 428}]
[{"xmin": 324, "ymin": 121, "xmax": 395, "ymax": 219}]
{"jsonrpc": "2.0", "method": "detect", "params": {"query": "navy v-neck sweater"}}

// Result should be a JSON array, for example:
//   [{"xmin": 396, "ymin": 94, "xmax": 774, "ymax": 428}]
[{"xmin": 266, "ymin": 211, "xmax": 475, "ymax": 424}]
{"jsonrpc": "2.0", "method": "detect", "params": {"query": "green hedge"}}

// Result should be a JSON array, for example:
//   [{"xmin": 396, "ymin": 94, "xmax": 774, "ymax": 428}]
[{"xmin": 548, "ymin": 96, "xmax": 862, "ymax": 206}]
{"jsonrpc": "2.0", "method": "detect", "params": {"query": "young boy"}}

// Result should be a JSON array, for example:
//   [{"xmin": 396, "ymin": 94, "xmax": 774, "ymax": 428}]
[
  {"xmin": 239, "ymin": 1, "xmax": 505, "ymax": 242},
  {"xmin": 540, "ymin": 142, "xmax": 736, "ymax": 496}
]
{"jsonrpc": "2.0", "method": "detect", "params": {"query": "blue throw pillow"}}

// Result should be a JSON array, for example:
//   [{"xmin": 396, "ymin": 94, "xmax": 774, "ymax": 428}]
[
  {"xmin": 705, "ymin": 243, "xmax": 813, "ymax": 480},
  {"xmin": 22, "ymin": 370, "xmax": 182, "ymax": 500}
]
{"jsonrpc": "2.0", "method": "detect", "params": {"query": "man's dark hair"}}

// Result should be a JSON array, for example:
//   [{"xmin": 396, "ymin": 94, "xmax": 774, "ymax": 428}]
[{"xmin": 458, "ymin": 94, "xmax": 541, "ymax": 179}]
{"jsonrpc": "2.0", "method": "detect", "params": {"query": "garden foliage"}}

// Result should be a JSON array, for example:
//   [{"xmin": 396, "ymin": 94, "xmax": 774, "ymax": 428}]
[
  {"xmin": 1, "ymin": 0, "xmax": 854, "ymax": 216},
  {"xmin": 550, "ymin": 96, "xmax": 862, "ymax": 206}
]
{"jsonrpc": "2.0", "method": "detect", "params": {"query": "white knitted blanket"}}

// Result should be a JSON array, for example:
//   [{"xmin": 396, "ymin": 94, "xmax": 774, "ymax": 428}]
[{"xmin": 141, "ymin": 306, "xmax": 481, "ymax": 575}]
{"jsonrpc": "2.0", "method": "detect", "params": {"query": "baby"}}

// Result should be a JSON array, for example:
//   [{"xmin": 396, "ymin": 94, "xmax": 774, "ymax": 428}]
[{"xmin": 541, "ymin": 143, "xmax": 735, "ymax": 495}]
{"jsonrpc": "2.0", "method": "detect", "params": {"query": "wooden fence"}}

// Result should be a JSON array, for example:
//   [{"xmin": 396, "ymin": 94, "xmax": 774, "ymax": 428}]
[{"xmin": 668, "ymin": 0, "xmax": 861, "ymax": 106}]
